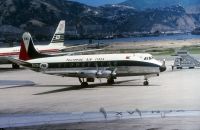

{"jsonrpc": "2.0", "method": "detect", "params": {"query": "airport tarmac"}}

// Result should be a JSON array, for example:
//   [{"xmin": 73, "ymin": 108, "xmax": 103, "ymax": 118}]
[
  {"xmin": 1, "ymin": 59, "xmax": 200, "ymax": 129},
  {"xmin": 8, "ymin": 116, "xmax": 200, "ymax": 130},
  {"xmin": 0, "ymin": 60, "xmax": 200, "ymax": 115}
]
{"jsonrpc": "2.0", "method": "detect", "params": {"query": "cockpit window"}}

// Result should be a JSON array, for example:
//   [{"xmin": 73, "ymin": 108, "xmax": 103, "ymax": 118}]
[{"xmin": 144, "ymin": 57, "xmax": 153, "ymax": 60}]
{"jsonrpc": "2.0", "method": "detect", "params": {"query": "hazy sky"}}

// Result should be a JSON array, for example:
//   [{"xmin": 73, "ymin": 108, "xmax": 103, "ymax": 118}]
[{"xmin": 71, "ymin": 0, "xmax": 125, "ymax": 6}]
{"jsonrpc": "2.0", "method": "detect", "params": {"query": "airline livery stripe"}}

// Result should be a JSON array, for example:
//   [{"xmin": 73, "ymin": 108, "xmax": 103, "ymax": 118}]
[
  {"xmin": 40, "ymin": 49, "xmax": 60, "ymax": 53},
  {"xmin": 52, "ymin": 38, "xmax": 64, "ymax": 40},
  {"xmin": 53, "ymin": 35, "xmax": 64, "ymax": 37},
  {"xmin": 51, "ymin": 41, "xmax": 64, "ymax": 43},
  {"xmin": 31, "ymin": 60, "xmax": 160, "ymax": 69},
  {"xmin": 53, "ymin": 37, "xmax": 64, "ymax": 39},
  {"xmin": 54, "ymin": 33, "xmax": 64, "ymax": 35},
  {"xmin": 0, "ymin": 49, "xmax": 60, "ymax": 56},
  {"xmin": 52, "ymin": 40, "xmax": 64, "ymax": 42},
  {"xmin": 53, "ymin": 34, "xmax": 64, "ymax": 36},
  {"xmin": 53, "ymin": 36, "xmax": 64, "ymax": 38},
  {"xmin": 0, "ymin": 52, "xmax": 19, "ymax": 56}
]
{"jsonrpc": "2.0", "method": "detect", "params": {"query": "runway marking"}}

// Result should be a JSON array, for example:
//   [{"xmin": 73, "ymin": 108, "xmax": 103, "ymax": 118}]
[{"xmin": 1, "ymin": 110, "xmax": 200, "ymax": 128}]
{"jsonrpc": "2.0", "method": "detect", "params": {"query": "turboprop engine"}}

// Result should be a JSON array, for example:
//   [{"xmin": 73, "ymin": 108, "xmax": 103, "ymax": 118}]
[
  {"xmin": 96, "ymin": 70, "xmax": 116, "ymax": 78},
  {"xmin": 77, "ymin": 69, "xmax": 116, "ymax": 78}
]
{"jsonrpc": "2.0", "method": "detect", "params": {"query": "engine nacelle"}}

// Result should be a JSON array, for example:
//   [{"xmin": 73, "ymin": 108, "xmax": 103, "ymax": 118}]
[
  {"xmin": 78, "ymin": 70, "xmax": 97, "ymax": 78},
  {"xmin": 78, "ymin": 70, "xmax": 116, "ymax": 78},
  {"xmin": 96, "ymin": 70, "xmax": 112, "ymax": 78}
]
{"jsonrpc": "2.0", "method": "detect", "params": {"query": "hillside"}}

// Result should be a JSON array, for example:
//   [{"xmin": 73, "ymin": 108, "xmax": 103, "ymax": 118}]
[
  {"xmin": 0, "ymin": 0, "xmax": 200, "ymax": 41},
  {"xmin": 120, "ymin": 0, "xmax": 200, "ymax": 12}
]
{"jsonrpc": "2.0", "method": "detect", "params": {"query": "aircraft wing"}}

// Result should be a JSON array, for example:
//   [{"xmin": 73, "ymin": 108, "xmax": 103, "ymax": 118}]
[
  {"xmin": 61, "ymin": 44, "xmax": 89, "ymax": 51},
  {"xmin": 49, "ymin": 49, "xmax": 103, "ymax": 56},
  {"xmin": 43, "ymin": 68, "xmax": 117, "ymax": 78}
]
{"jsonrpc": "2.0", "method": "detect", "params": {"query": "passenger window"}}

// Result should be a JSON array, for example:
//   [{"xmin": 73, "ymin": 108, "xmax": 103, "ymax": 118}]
[
  {"xmin": 114, "ymin": 61, "xmax": 117, "ymax": 66},
  {"xmin": 107, "ymin": 62, "xmax": 111, "ymax": 66},
  {"xmin": 64, "ymin": 63, "xmax": 68, "ymax": 68},
  {"xmin": 82, "ymin": 62, "xmax": 85, "ymax": 67},
  {"xmin": 96, "ymin": 62, "xmax": 100, "ymax": 67},
  {"xmin": 91, "ymin": 62, "xmax": 95, "ymax": 67},
  {"xmin": 88, "ymin": 62, "xmax": 90, "ymax": 67},
  {"xmin": 102, "ymin": 62, "xmax": 107, "ymax": 67},
  {"xmin": 110, "ymin": 61, "xmax": 114, "ymax": 66}
]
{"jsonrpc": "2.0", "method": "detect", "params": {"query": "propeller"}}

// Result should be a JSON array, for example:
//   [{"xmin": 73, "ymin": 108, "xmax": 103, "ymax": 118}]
[
  {"xmin": 162, "ymin": 59, "xmax": 166, "ymax": 67},
  {"xmin": 112, "ymin": 68, "xmax": 117, "ymax": 77},
  {"xmin": 96, "ymin": 63, "xmax": 101, "ymax": 77}
]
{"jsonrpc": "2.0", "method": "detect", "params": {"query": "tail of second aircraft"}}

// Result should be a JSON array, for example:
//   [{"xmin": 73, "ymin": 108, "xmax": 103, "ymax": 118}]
[
  {"xmin": 49, "ymin": 20, "xmax": 65, "ymax": 47},
  {"xmin": 19, "ymin": 32, "xmax": 49, "ymax": 61}
]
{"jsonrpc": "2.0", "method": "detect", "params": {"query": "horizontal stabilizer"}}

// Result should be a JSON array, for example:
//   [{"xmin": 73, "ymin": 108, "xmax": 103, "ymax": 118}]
[{"xmin": 5, "ymin": 57, "xmax": 32, "ymax": 68}]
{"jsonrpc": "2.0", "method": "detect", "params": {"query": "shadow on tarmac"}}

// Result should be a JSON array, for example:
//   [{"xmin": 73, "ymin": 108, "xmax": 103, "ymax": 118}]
[
  {"xmin": 0, "ymin": 67, "xmax": 25, "ymax": 72},
  {"xmin": 34, "ymin": 79, "xmax": 159, "ymax": 95},
  {"xmin": 0, "ymin": 80, "xmax": 35, "ymax": 89}
]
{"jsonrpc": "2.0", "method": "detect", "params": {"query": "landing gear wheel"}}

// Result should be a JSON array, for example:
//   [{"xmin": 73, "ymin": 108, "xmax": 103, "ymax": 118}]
[
  {"xmin": 81, "ymin": 82, "xmax": 88, "ymax": 87},
  {"xmin": 107, "ymin": 78, "xmax": 115, "ymax": 84},
  {"xmin": 12, "ymin": 64, "xmax": 20, "ymax": 69},
  {"xmin": 143, "ymin": 80, "xmax": 149, "ymax": 86}
]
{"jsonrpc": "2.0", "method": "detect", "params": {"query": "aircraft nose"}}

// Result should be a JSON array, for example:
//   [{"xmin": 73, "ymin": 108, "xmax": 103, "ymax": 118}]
[{"xmin": 160, "ymin": 66, "xmax": 166, "ymax": 72}]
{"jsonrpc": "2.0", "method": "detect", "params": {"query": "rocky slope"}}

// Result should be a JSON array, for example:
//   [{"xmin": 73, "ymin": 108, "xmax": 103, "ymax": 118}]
[
  {"xmin": 0, "ymin": 0, "xmax": 199, "ymax": 40},
  {"xmin": 120, "ymin": 0, "xmax": 200, "ymax": 12}
]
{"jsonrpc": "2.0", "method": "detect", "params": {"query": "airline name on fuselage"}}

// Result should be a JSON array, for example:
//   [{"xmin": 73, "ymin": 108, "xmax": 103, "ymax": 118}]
[{"xmin": 66, "ymin": 57, "xmax": 105, "ymax": 62}]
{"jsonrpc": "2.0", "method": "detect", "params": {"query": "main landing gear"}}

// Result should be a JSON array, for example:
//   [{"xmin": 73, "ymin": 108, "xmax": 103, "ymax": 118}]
[
  {"xmin": 79, "ymin": 77, "xmax": 116, "ymax": 87},
  {"xmin": 79, "ymin": 78, "xmax": 89, "ymax": 87},
  {"xmin": 81, "ymin": 82, "xmax": 88, "ymax": 87},
  {"xmin": 12, "ymin": 63, "xmax": 20, "ymax": 69},
  {"xmin": 107, "ymin": 77, "xmax": 115, "ymax": 84}
]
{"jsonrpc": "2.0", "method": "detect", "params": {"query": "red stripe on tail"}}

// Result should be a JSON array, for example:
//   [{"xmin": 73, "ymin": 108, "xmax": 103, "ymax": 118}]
[{"xmin": 19, "ymin": 40, "xmax": 30, "ymax": 61}]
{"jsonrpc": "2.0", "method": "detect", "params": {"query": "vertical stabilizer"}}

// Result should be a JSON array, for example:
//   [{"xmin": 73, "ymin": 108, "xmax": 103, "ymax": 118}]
[
  {"xmin": 49, "ymin": 20, "xmax": 65, "ymax": 46},
  {"xmin": 19, "ymin": 32, "xmax": 49, "ymax": 60}
]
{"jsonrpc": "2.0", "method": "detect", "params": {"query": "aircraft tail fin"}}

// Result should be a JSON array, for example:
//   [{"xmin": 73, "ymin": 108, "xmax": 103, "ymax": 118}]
[
  {"xmin": 19, "ymin": 32, "xmax": 49, "ymax": 61},
  {"xmin": 49, "ymin": 20, "xmax": 65, "ymax": 46}
]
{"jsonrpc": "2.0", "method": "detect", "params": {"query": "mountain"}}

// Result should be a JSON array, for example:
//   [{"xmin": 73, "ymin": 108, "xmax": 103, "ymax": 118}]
[
  {"xmin": 0, "ymin": 0, "xmax": 200, "ymax": 41},
  {"xmin": 112, "ymin": 5, "xmax": 198, "ymax": 33},
  {"xmin": 120, "ymin": 0, "xmax": 200, "ymax": 13},
  {"xmin": 0, "ymin": 0, "xmax": 108, "ymax": 39}
]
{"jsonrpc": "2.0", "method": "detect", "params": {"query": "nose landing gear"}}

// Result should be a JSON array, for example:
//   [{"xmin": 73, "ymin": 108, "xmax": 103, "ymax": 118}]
[
  {"xmin": 143, "ymin": 80, "xmax": 149, "ymax": 86},
  {"xmin": 143, "ymin": 76, "xmax": 149, "ymax": 86},
  {"xmin": 12, "ymin": 63, "xmax": 20, "ymax": 69}
]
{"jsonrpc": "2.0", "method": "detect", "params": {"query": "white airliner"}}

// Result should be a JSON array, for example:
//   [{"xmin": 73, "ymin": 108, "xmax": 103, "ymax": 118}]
[
  {"xmin": 8, "ymin": 32, "xmax": 166, "ymax": 87},
  {"xmin": 0, "ymin": 20, "xmax": 87, "ymax": 68}
]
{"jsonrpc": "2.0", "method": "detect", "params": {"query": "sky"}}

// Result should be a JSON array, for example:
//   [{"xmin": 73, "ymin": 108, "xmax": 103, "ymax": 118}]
[{"xmin": 71, "ymin": 0, "xmax": 125, "ymax": 6}]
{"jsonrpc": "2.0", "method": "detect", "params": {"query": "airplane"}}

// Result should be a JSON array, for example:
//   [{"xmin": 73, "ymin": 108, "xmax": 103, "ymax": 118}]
[
  {"xmin": 7, "ymin": 32, "xmax": 166, "ymax": 87},
  {"xmin": 0, "ymin": 20, "xmax": 87, "ymax": 69},
  {"xmin": 87, "ymin": 39, "xmax": 109, "ymax": 49}
]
